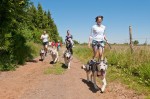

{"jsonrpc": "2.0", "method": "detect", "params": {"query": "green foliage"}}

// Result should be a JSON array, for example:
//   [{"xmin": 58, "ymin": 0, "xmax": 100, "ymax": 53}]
[
  {"xmin": 11, "ymin": 33, "xmax": 28, "ymax": 64},
  {"xmin": 73, "ymin": 40, "xmax": 79, "ymax": 44},
  {"xmin": 73, "ymin": 45, "xmax": 150, "ymax": 88},
  {"xmin": 0, "ymin": 49, "xmax": 16, "ymax": 71},
  {"xmin": 0, "ymin": 0, "xmax": 61, "ymax": 71},
  {"xmin": 37, "ymin": 3, "xmax": 44, "ymax": 28},
  {"xmin": 26, "ymin": 42, "xmax": 41, "ymax": 59},
  {"xmin": 73, "ymin": 45, "xmax": 93, "ymax": 63},
  {"xmin": 135, "ymin": 62, "xmax": 150, "ymax": 86},
  {"xmin": 106, "ymin": 46, "xmax": 150, "ymax": 87},
  {"xmin": 133, "ymin": 40, "xmax": 139, "ymax": 45},
  {"xmin": 73, "ymin": 45, "xmax": 150, "ymax": 96}
]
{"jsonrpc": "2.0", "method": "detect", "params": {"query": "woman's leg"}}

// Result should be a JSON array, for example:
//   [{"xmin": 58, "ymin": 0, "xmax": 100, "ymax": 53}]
[
  {"xmin": 92, "ymin": 46, "xmax": 97, "ymax": 60},
  {"xmin": 68, "ymin": 44, "xmax": 73, "ymax": 55},
  {"xmin": 98, "ymin": 47, "xmax": 104, "ymax": 62},
  {"xmin": 70, "ymin": 48, "xmax": 73, "ymax": 55},
  {"xmin": 44, "ymin": 44, "xmax": 48, "ymax": 56}
]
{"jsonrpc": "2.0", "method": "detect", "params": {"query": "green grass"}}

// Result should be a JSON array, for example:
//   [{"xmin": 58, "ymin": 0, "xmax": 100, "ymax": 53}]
[
  {"xmin": 145, "ymin": 96, "xmax": 150, "ymax": 99},
  {"xmin": 26, "ymin": 42, "xmax": 42, "ymax": 59},
  {"xmin": 73, "ymin": 45, "xmax": 150, "ymax": 98},
  {"xmin": 44, "ymin": 62, "xmax": 67, "ymax": 75},
  {"xmin": 73, "ymin": 45, "xmax": 93, "ymax": 63},
  {"xmin": 107, "ymin": 66, "xmax": 150, "ymax": 95}
]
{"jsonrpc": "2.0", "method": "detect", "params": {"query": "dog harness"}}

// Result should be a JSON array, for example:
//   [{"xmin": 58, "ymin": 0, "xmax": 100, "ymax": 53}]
[
  {"xmin": 86, "ymin": 60, "xmax": 107, "ymax": 73},
  {"xmin": 92, "ymin": 40, "xmax": 104, "ymax": 49}
]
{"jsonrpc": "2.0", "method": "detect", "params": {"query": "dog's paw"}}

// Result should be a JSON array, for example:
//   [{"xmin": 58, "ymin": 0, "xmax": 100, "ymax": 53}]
[
  {"xmin": 87, "ymin": 79, "xmax": 89, "ymax": 82},
  {"xmin": 82, "ymin": 65, "xmax": 86, "ymax": 69},
  {"xmin": 100, "ymin": 89, "xmax": 105, "ymax": 93},
  {"xmin": 68, "ymin": 66, "xmax": 70, "ymax": 69},
  {"xmin": 54, "ymin": 61, "xmax": 57, "ymax": 64},
  {"xmin": 100, "ymin": 87, "xmax": 106, "ymax": 93},
  {"xmin": 100, "ymin": 90, "xmax": 104, "ymax": 93},
  {"xmin": 94, "ymin": 84, "xmax": 99, "ymax": 90}
]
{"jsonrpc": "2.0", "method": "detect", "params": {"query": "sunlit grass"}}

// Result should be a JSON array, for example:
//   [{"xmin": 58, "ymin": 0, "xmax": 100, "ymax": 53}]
[
  {"xmin": 73, "ymin": 44, "xmax": 150, "ymax": 97},
  {"xmin": 44, "ymin": 62, "xmax": 67, "ymax": 75}
]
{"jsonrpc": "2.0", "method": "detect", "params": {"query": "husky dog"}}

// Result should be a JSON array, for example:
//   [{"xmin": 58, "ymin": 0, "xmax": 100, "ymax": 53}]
[
  {"xmin": 83, "ymin": 57, "xmax": 108, "ymax": 93},
  {"xmin": 47, "ymin": 46, "xmax": 52, "ymax": 54},
  {"xmin": 63, "ymin": 50, "xmax": 72, "ymax": 69},
  {"xmin": 40, "ymin": 49, "xmax": 45, "ymax": 61},
  {"xmin": 50, "ymin": 48, "xmax": 59, "ymax": 63}
]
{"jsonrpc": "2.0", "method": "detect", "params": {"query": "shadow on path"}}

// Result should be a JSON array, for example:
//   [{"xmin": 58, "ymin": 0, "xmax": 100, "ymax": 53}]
[{"xmin": 81, "ymin": 79, "xmax": 100, "ymax": 93}]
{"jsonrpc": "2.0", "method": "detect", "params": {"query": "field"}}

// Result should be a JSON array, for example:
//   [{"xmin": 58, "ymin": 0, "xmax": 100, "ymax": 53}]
[{"xmin": 73, "ymin": 44, "xmax": 150, "ymax": 97}]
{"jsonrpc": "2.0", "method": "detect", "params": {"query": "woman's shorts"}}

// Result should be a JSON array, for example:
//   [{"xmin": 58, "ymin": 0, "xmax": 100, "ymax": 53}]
[
  {"xmin": 92, "ymin": 40, "xmax": 104, "ymax": 49},
  {"xmin": 43, "ymin": 42, "xmax": 48, "ymax": 46}
]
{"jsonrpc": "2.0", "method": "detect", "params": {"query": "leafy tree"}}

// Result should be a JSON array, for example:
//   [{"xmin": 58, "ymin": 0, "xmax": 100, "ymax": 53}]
[
  {"xmin": 133, "ymin": 40, "xmax": 139, "ymax": 45},
  {"xmin": 26, "ymin": 3, "xmax": 38, "ymax": 29},
  {"xmin": 0, "ymin": 0, "xmax": 31, "ymax": 70},
  {"xmin": 73, "ymin": 40, "xmax": 79, "ymax": 44},
  {"xmin": 42, "ymin": 11, "xmax": 49, "ymax": 28},
  {"xmin": 37, "ymin": 3, "xmax": 43, "ymax": 28},
  {"xmin": 0, "ymin": 1, "xmax": 62, "ymax": 70}
]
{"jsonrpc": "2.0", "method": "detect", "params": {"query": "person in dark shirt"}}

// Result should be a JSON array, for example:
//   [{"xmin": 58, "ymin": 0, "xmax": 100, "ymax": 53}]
[{"xmin": 65, "ymin": 30, "xmax": 74, "ymax": 55}]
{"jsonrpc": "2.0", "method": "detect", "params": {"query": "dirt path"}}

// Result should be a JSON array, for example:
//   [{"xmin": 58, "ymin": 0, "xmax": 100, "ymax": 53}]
[{"xmin": 0, "ymin": 48, "xmax": 144, "ymax": 99}]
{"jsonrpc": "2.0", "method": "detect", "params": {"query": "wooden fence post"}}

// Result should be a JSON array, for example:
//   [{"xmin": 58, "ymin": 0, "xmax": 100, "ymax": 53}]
[{"xmin": 129, "ymin": 26, "xmax": 133, "ymax": 53}]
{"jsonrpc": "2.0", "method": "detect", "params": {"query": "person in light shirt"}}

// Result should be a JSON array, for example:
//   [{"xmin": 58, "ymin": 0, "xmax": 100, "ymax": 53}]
[
  {"xmin": 88, "ymin": 16, "xmax": 108, "ymax": 61},
  {"xmin": 40, "ymin": 30, "xmax": 49, "ymax": 56}
]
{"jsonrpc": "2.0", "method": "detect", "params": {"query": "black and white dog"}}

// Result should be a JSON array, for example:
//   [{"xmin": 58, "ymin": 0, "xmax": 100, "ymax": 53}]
[
  {"xmin": 40, "ymin": 49, "xmax": 45, "ymax": 61},
  {"xmin": 63, "ymin": 50, "xmax": 72, "ymax": 69},
  {"xmin": 50, "ymin": 48, "xmax": 59, "ymax": 63},
  {"xmin": 83, "ymin": 58, "xmax": 108, "ymax": 93}
]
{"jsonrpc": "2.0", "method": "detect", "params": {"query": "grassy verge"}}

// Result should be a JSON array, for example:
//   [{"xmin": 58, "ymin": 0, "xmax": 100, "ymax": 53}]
[
  {"xmin": 107, "ymin": 66, "xmax": 150, "ymax": 95},
  {"xmin": 26, "ymin": 42, "xmax": 41, "ymax": 59},
  {"xmin": 0, "ymin": 42, "xmax": 41, "ymax": 71},
  {"xmin": 44, "ymin": 62, "xmax": 67, "ymax": 75},
  {"xmin": 73, "ymin": 44, "xmax": 150, "ymax": 98}
]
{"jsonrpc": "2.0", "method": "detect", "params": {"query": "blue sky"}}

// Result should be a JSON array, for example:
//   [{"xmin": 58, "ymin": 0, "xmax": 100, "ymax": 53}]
[{"xmin": 31, "ymin": 0, "xmax": 150, "ymax": 44}]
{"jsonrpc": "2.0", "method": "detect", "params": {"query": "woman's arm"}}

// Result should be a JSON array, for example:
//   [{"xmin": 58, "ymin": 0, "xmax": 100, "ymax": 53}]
[
  {"xmin": 104, "ymin": 35, "xmax": 108, "ymax": 42},
  {"xmin": 88, "ymin": 28, "xmax": 93, "ymax": 48}
]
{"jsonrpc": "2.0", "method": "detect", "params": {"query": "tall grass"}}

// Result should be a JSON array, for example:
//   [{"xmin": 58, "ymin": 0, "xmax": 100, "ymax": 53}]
[
  {"xmin": 73, "ymin": 45, "xmax": 150, "ymax": 95},
  {"xmin": 74, "ymin": 46, "xmax": 93, "ymax": 63},
  {"xmin": 105, "ymin": 45, "xmax": 150, "ymax": 86}
]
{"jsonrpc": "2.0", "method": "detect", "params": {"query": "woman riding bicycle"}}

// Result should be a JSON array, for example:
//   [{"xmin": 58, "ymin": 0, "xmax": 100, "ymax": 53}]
[{"xmin": 88, "ymin": 16, "xmax": 108, "ymax": 61}]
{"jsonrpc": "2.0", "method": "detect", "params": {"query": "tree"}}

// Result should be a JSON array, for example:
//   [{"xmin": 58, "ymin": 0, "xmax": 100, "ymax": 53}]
[
  {"xmin": 27, "ymin": 4, "xmax": 38, "ymax": 28},
  {"xmin": 42, "ymin": 11, "xmax": 49, "ymax": 28},
  {"xmin": 133, "ymin": 40, "xmax": 139, "ymax": 45},
  {"xmin": 47, "ymin": 10, "xmax": 52, "ymax": 27},
  {"xmin": 37, "ymin": 3, "xmax": 43, "ymax": 28},
  {"xmin": 0, "ymin": 1, "xmax": 62, "ymax": 70},
  {"xmin": 73, "ymin": 40, "xmax": 79, "ymax": 44},
  {"xmin": 0, "ymin": 0, "xmax": 31, "ymax": 70}
]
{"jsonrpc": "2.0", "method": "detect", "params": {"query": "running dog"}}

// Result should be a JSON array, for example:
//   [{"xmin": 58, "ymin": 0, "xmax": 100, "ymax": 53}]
[
  {"xmin": 47, "ymin": 46, "xmax": 53, "ymax": 54},
  {"xmin": 40, "ymin": 48, "xmax": 45, "ymax": 61},
  {"xmin": 50, "ymin": 48, "xmax": 59, "ymax": 63},
  {"xmin": 63, "ymin": 50, "xmax": 72, "ymax": 69},
  {"xmin": 82, "ymin": 57, "xmax": 108, "ymax": 93}
]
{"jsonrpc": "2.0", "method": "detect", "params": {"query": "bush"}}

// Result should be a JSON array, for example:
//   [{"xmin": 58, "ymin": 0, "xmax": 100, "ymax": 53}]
[{"xmin": 0, "ymin": 49, "xmax": 16, "ymax": 71}]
